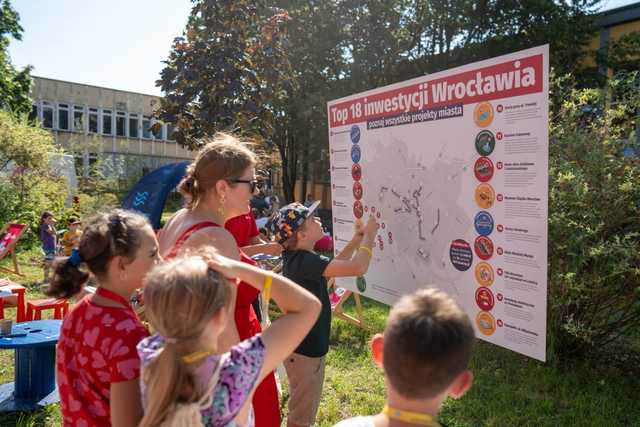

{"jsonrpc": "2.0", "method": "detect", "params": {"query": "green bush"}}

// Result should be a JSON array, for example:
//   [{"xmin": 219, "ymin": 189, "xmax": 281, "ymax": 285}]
[
  {"xmin": 548, "ymin": 73, "xmax": 640, "ymax": 360},
  {"xmin": 0, "ymin": 111, "xmax": 68, "ymax": 246}
]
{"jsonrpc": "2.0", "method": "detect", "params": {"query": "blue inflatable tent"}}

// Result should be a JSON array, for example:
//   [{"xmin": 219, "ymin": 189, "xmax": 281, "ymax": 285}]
[{"xmin": 121, "ymin": 162, "xmax": 189, "ymax": 229}]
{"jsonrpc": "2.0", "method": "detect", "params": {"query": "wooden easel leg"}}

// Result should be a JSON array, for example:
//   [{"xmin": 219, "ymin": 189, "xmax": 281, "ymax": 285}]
[{"xmin": 332, "ymin": 290, "xmax": 368, "ymax": 330}]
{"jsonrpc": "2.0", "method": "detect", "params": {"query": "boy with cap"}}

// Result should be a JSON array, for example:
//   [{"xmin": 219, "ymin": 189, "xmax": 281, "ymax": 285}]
[
  {"xmin": 271, "ymin": 201, "xmax": 378, "ymax": 427},
  {"xmin": 334, "ymin": 288, "xmax": 475, "ymax": 427},
  {"xmin": 61, "ymin": 217, "xmax": 82, "ymax": 256}
]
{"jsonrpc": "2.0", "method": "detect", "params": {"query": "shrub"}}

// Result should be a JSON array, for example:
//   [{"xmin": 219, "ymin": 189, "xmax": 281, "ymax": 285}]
[{"xmin": 548, "ymin": 73, "xmax": 640, "ymax": 360}]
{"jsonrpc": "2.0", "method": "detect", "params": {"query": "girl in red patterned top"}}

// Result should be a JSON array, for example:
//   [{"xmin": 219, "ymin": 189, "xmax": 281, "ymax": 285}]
[{"xmin": 46, "ymin": 209, "xmax": 162, "ymax": 427}]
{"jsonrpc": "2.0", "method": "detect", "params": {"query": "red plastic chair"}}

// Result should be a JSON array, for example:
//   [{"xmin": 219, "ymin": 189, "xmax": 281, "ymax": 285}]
[{"xmin": 26, "ymin": 298, "xmax": 69, "ymax": 321}]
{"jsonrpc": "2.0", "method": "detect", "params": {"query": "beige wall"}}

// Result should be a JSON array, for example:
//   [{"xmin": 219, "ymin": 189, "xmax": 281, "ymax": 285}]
[{"xmin": 30, "ymin": 76, "xmax": 195, "ymax": 177}]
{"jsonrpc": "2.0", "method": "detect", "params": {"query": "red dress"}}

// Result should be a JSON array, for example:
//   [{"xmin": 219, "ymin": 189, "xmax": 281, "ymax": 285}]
[{"xmin": 167, "ymin": 220, "xmax": 281, "ymax": 427}]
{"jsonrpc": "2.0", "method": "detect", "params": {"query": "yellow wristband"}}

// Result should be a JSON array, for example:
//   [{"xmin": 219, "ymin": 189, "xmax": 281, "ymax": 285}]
[
  {"xmin": 359, "ymin": 246, "xmax": 373, "ymax": 258},
  {"xmin": 262, "ymin": 272, "xmax": 273, "ymax": 303}
]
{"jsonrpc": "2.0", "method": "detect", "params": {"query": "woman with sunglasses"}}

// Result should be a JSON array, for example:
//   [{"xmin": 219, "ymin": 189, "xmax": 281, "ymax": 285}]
[{"xmin": 157, "ymin": 133, "xmax": 281, "ymax": 427}]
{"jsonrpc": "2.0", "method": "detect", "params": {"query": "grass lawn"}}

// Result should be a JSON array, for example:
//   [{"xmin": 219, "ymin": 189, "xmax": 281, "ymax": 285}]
[{"xmin": 1, "ymin": 248, "xmax": 639, "ymax": 426}]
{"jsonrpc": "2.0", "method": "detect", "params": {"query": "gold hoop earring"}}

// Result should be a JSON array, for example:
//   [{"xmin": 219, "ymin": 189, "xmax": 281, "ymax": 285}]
[{"xmin": 218, "ymin": 195, "xmax": 226, "ymax": 217}]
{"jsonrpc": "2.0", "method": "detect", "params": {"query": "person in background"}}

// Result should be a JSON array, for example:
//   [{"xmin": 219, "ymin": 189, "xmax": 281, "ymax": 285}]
[
  {"xmin": 39, "ymin": 211, "xmax": 57, "ymax": 284},
  {"xmin": 61, "ymin": 217, "xmax": 82, "ymax": 256}
]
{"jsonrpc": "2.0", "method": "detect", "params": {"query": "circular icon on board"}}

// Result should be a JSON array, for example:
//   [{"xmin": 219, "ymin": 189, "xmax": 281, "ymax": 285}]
[
  {"xmin": 352, "ymin": 163, "xmax": 362, "ymax": 181},
  {"xmin": 350, "ymin": 125, "xmax": 361, "ymax": 144},
  {"xmin": 497, "ymin": 104, "xmax": 504, "ymax": 113},
  {"xmin": 474, "ymin": 236, "xmax": 494, "ymax": 260},
  {"xmin": 474, "ymin": 157, "xmax": 494, "ymax": 182},
  {"xmin": 497, "ymin": 224, "xmax": 504, "ymax": 232},
  {"xmin": 475, "ymin": 183, "xmax": 495, "ymax": 209},
  {"xmin": 497, "ymin": 268, "xmax": 503, "ymax": 276},
  {"xmin": 353, "ymin": 182, "xmax": 363, "ymax": 200},
  {"xmin": 351, "ymin": 144, "xmax": 362, "ymax": 163},
  {"xmin": 357, "ymin": 276, "xmax": 367, "ymax": 292},
  {"xmin": 474, "ymin": 211, "xmax": 494, "ymax": 236},
  {"xmin": 353, "ymin": 200, "xmax": 363, "ymax": 218},
  {"xmin": 497, "ymin": 319, "xmax": 503, "ymax": 327},
  {"xmin": 474, "ymin": 102, "xmax": 494, "ymax": 128},
  {"xmin": 475, "ymin": 287, "xmax": 495, "ymax": 311},
  {"xmin": 476, "ymin": 311, "xmax": 496, "ymax": 336},
  {"xmin": 449, "ymin": 239, "xmax": 473, "ymax": 271},
  {"xmin": 475, "ymin": 130, "xmax": 496, "ymax": 156},
  {"xmin": 474, "ymin": 262, "xmax": 494, "ymax": 287},
  {"xmin": 497, "ymin": 194, "xmax": 503, "ymax": 202}
]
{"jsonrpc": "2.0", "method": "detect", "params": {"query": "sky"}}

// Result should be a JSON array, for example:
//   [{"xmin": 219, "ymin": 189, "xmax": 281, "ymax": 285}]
[{"xmin": 7, "ymin": 0, "xmax": 639, "ymax": 96}]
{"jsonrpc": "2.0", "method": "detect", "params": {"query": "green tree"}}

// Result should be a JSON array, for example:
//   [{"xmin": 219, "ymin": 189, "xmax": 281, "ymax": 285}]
[
  {"xmin": 0, "ymin": 0, "xmax": 32, "ymax": 116},
  {"xmin": 155, "ymin": 0, "xmax": 293, "ymax": 148}
]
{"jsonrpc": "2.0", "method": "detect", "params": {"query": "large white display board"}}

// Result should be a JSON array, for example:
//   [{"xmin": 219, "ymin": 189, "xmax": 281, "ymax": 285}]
[{"xmin": 327, "ymin": 45, "xmax": 549, "ymax": 361}]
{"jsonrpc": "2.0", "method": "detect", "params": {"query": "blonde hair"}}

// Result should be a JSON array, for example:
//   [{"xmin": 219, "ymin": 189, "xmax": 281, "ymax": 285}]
[
  {"xmin": 383, "ymin": 288, "xmax": 474, "ymax": 399},
  {"xmin": 178, "ymin": 133, "xmax": 257, "ymax": 209},
  {"xmin": 139, "ymin": 250, "xmax": 231, "ymax": 427}
]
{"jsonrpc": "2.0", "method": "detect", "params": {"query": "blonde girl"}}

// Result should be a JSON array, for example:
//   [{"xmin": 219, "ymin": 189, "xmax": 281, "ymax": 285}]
[{"xmin": 138, "ymin": 249, "xmax": 321, "ymax": 427}]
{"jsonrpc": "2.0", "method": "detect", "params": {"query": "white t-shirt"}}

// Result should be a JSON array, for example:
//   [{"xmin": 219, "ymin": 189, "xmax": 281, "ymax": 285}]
[{"xmin": 333, "ymin": 416, "xmax": 375, "ymax": 427}]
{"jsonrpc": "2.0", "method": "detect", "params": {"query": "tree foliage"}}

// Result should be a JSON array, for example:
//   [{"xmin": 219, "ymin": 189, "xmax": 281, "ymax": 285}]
[
  {"xmin": 0, "ymin": 0, "xmax": 31, "ymax": 116},
  {"xmin": 160, "ymin": 0, "xmax": 617, "ymax": 201},
  {"xmin": 156, "ymin": 0, "xmax": 293, "ymax": 148},
  {"xmin": 547, "ymin": 73, "xmax": 640, "ymax": 359}
]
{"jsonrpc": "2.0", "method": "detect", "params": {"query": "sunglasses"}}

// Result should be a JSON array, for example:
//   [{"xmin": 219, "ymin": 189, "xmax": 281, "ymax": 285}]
[{"xmin": 229, "ymin": 179, "xmax": 260, "ymax": 193}]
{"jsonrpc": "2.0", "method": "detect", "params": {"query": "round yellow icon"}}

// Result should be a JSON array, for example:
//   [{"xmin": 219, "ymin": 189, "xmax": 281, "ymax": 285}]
[
  {"xmin": 475, "ymin": 262, "xmax": 494, "ymax": 287},
  {"xmin": 475, "ymin": 183, "xmax": 495, "ymax": 209},
  {"xmin": 474, "ymin": 102, "xmax": 494, "ymax": 128},
  {"xmin": 476, "ymin": 311, "xmax": 496, "ymax": 336}
]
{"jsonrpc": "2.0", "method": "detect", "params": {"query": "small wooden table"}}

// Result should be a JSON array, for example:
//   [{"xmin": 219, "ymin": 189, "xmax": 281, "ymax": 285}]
[{"xmin": 0, "ymin": 320, "xmax": 61, "ymax": 411}]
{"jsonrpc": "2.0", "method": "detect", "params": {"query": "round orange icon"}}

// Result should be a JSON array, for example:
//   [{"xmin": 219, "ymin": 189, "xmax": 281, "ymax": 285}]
[
  {"xmin": 475, "ymin": 183, "xmax": 495, "ymax": 209},
  {"xmin": 475, "ymin": 262, "xmax": 494, "ymax": 287},
  {"xmin": 476, "ymin": 311, "xmax": 497, "ymax": 336},
  {"xmin": 474, "ymin": 102, "xmax": 494, "ymax": 128}
]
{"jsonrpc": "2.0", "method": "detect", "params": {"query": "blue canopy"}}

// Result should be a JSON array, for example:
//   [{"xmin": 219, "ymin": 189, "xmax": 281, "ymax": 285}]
[{"xmin": 121, "ymin": 162, "xmax": 189, "ymax": 229}]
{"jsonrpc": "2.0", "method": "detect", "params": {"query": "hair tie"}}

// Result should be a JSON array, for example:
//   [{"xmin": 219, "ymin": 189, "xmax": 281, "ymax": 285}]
[{"xmin": 68, "ymin": 248, "xmax": 83, "ymax": 267}]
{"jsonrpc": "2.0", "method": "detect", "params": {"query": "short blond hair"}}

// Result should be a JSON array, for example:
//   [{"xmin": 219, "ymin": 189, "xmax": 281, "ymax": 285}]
[{"xmin": 383, "ymin": 288, "xmax": 474, "ymax": 399}]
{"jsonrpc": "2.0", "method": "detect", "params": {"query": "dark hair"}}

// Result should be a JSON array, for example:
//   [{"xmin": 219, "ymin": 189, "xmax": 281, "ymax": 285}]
[
  {"xmin": 40, "ymin": 211, "xmax": 54, "ymax": 224},
  {"xmin": 383, "ymin": 288, "xmax": 475, "ymax": 399},
  {"xmin": 45, "ymin": 209, "xmax": 150, "ymax": 299}
]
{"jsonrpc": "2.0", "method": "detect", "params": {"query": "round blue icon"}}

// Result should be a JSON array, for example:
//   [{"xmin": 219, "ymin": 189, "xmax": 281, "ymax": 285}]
[
  {"xmin": 350, "ymin": 125, "xmax": 361, "ymax": 144},
  {"xmin": 351, "ymin": 145, "xmax": 361, "ymax": 163},
  {"xmin": 474, "ymin": 211, "xmax": 494, "ymax": 236}
]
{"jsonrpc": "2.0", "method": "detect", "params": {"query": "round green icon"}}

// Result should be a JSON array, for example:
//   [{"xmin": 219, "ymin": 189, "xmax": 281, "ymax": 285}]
[
  {"xmin": 475, "ymin": 130, "xmax": 496, "ymax": 156},
  {"xmin": 356, "ymin": 276, "xmax": 367, "ymax": 293}
]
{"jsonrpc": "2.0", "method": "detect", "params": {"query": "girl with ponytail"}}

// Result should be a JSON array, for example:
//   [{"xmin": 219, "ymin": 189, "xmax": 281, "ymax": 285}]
[
  {"xmin": 138, "ymin": 248, "xmax": 321, "ymax": 427},
  {"xmin": 48, "ymin": 209, "xmax": 161, "ymax": 427}
]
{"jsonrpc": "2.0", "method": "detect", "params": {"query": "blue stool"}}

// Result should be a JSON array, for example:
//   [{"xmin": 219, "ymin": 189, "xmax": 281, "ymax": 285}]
[{"xmin": 0, "ymin": 320, "xmax": 61, "ymax": 411}]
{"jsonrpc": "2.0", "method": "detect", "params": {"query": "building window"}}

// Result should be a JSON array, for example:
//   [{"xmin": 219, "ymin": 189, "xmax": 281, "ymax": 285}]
[
  {"xmin": 102, "ymin": 109, "xmax": 112, "ymax": 135},
  {"xmin": 29, "ymin": 104, "xmax": 38, "ymax": 123},
  {"xmin": 116, "ymin": 111, "xmax": 126, "ymax": 137},
  {"xmin": 89, "ymin": 108, "xmax": 98, "ymax": 133},
  {"xmin": 167, "ymin": 124, "xmax": 176, "ymax": 141},
  {"xmin": 73, "ymin": 105, "xmax": 85, "ymax": 132},
  {"xmin": 142, "ymin": 116, "xmax": 151, "ymax": 139},
  {"xmin": 153, "ymin": 123, "xmax": 164, "ymax": 140},
  {"xmin": 129, "ymin": 113, "xmax": 139, "ymax": 138},
  {"xmin": 42, "ymin": 102, "xmax": 54, "ymax": 129},
  {"xmin": 58, "ymin": 103, "xmax": 69, "ymax": 130}
]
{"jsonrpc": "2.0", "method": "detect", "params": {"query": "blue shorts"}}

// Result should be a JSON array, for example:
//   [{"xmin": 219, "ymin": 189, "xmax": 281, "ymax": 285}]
[{"xmin": 43, "ymin": 248, "xmax": 56, "ymax": 261}]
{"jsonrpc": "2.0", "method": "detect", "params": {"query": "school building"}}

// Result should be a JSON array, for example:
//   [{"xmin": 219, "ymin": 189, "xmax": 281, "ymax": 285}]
[
  {"xmin": 29, "ymin": 76, "xmax": 195, "ymax": 179},
  {"xmin": 588, "ymin": 1, "xmax": 640, "ymax": 76}
]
